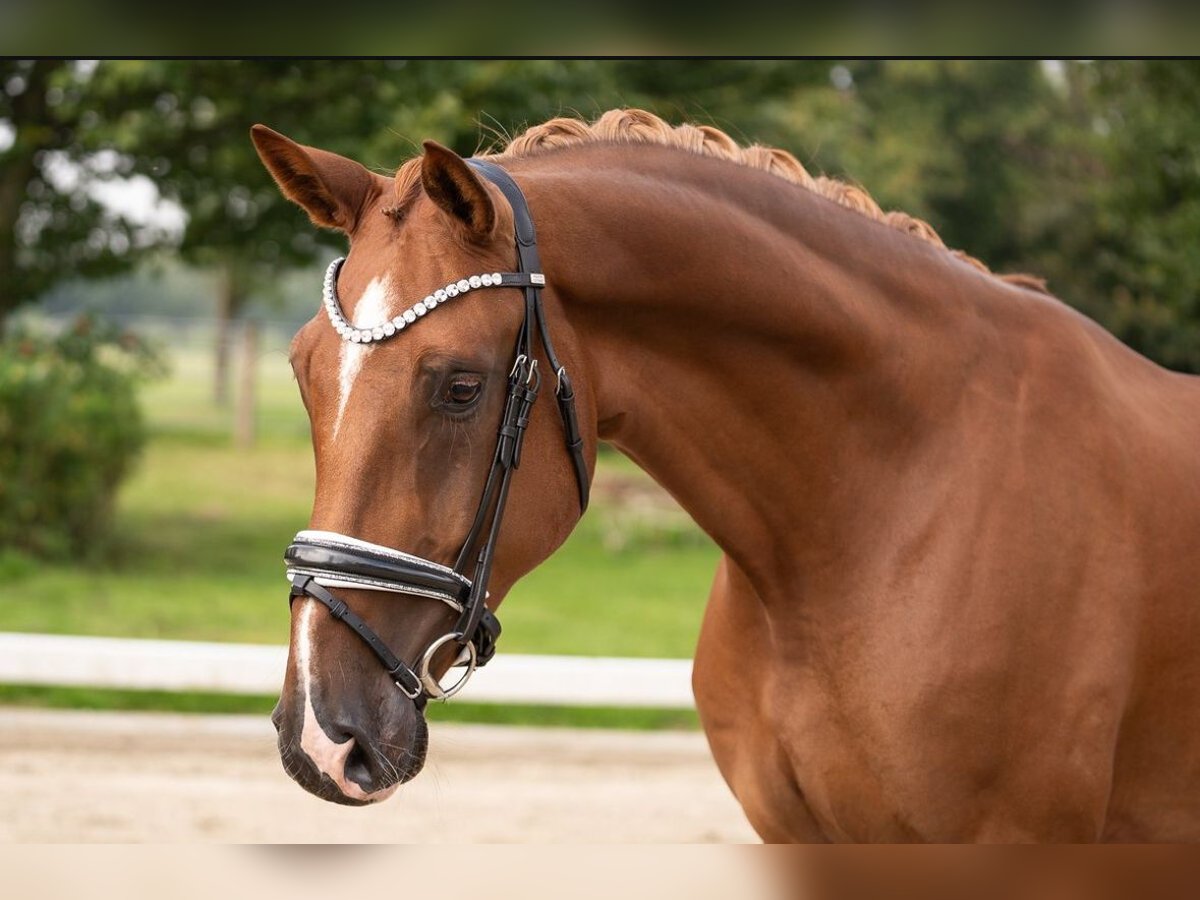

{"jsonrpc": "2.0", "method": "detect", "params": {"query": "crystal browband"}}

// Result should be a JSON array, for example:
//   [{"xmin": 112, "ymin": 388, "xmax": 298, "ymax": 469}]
[{"xmin": 322, "ymin": 257, "xmax": 546, "ymax": 345}]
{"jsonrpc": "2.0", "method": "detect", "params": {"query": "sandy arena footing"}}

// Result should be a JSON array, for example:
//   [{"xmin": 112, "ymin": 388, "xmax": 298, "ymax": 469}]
[{"xmin": 0, "ymin": 707, "xmax": 756, "ymax": 842}]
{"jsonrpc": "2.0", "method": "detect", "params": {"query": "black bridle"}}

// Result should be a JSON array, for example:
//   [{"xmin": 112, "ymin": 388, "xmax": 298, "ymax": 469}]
[{"xmin": 284, "ymin": 158, "xmax": 589, "ymax": 707}]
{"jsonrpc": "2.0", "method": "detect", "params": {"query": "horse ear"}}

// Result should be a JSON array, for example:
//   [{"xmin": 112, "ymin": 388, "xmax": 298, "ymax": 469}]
[
  {"xmin": 250, "ymin": 124, "xmax": 376, "ymax": 233},
  {"xmin": 420, "ymin": 140, "xmax": 496, "ymax": 240}
]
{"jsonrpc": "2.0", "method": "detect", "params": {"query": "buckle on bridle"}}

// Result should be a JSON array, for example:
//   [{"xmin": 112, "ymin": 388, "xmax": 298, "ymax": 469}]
[
  {"xmin": 508, "ymin": 353, "xmax": 539, "ymax": 388},
  {"xmin": 391, "ymin": 667, "xmax": 424, "ymax": 701}
]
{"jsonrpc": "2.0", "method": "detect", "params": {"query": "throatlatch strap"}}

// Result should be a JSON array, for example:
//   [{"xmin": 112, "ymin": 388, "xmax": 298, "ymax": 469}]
[{"xmin": 554, "ymin": 369, "xmax": 589, "ymax": 512}]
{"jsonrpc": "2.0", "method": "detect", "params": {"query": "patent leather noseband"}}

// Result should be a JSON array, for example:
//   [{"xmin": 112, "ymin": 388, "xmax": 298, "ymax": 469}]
[{"xmin": 285, "ymin": 158, "xmax": 589, "ymax": 706}]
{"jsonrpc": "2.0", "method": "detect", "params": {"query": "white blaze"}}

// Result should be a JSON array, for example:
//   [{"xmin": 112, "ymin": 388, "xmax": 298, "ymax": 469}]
[
  {"xmin": 295, "ymin": 598, "xmax": 398, "ymax": 803},
  {"xmin": 332, "ymin": 275, "xmax": 394, "ymax": 440},
  {"xmin": 298, "ymin": 272, "xmax": 402, "ymax": 802}
]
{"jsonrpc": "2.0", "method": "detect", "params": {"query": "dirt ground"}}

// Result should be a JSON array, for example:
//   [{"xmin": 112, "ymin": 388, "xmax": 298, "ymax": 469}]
[{"xmin": 0, "ymin": 708, "xmax": 757, "ymax": 843}]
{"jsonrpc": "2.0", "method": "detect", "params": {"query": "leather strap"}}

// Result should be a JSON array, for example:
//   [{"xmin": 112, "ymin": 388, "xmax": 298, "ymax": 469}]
[
  {"xmin": 467, "ymin": 158, "xmax": 590, "ymax": 513},
  {"xmin": 285, "ymin": 539, "xmax": 471, "ymax": 607},
  {"xmin": 290, "ymin": 574, "xmax": 424, "ymax": 701},
  {"xmin": 443, "ymin": 159, "xmax": 592, "ymax": 659},
  {"xmin": 452, "ymin": 356, "xmax": 533, "ymax": 648}
]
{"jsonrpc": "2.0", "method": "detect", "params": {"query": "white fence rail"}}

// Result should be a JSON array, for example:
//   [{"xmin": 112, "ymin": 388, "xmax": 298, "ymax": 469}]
[{"xmin": 0, "ymin": 632, "xmax": 695, "ymax": 709}]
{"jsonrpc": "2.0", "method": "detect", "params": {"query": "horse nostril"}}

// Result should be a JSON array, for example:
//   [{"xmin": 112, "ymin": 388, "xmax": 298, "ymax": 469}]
[{"xmin": 343, "ymin": 738, "xmax": 382, "ymax": 792}]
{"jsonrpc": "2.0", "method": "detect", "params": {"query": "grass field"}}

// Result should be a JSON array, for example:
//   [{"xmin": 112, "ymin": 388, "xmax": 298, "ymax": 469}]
[{"xmin": 1, "ymin": 339, "xmax": 721, "ymax": 666}]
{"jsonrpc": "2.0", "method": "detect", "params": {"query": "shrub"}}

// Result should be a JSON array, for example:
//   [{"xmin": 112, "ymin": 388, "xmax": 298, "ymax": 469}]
[{"xmin": 0, "ymin": 315, "xmax": 164, "ymax": 560}]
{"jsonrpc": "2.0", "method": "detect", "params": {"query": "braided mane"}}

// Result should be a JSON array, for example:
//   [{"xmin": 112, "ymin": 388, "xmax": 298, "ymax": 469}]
[{"xmin": 399, "ymin": 108, "xmax": 1046, "ymax": 292}]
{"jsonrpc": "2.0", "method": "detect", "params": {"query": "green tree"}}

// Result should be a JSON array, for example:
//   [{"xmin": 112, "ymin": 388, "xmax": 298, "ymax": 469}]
[
  {"xmin": 20, "ymin": 59, "xmax": 1196, "ymax": 377},
  {"xmin": 768, "ymin": 60, "xmax": 1081, "ymax": 272},
  {"xmin": 1083, "ymin": 60, "xmax": 1200, "ymax": 372},
  {"xmin": 87, "ymin": 60, "xmax": 403, "ymax": 402},
  {"xmin": 0, "ymin": 59, "xmax": 159, "ymax": 334}
]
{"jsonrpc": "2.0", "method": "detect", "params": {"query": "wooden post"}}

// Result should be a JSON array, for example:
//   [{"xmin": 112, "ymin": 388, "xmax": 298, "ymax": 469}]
[
  {"xmin": 213, "ymin": 266, "xmax": 235, "ymax": 407},
  {"xmin": 234, "ymin": 320, "xmax": 258, "ymax": 449}
]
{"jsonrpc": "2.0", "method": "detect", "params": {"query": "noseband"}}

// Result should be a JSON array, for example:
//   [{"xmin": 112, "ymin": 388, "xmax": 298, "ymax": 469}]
[{"xmin": 284, "ymin": 159, "xmax": 589, "ymax": 706}]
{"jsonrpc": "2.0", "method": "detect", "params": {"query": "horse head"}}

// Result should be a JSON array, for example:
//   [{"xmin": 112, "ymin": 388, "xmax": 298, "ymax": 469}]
[{"xmin": 252, "ymin": 125, "xmax": 592, "ymax": 804}]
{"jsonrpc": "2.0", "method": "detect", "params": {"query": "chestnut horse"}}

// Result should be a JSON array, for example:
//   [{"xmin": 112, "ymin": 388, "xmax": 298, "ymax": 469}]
[{"xmin": 252, "ymin": 109, "xmax": 1200, "ymax": 841}]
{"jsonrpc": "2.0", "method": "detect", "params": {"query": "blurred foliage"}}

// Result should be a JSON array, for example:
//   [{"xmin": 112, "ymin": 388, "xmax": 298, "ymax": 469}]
[
  {"xmin": 787, "ymin": 61, "xmax": 1082, "ymax": 271},
  {"xmin": 3, "ymin": 59, "xmax": 1200, "ymax": 370},
  {"xmin": 0, "ymin": 60, "xmax": 157, "ymax": 328},
  {"xmin": 5, "ymin": 3, "xmax": 1200, "ymax": 56},
  {"xmin": 1084, "ymin": 61, "xmax": 1200, "ymax": 372},
  {"xmin": 0, "ymin": 314, "xmax": 164, "ymax": 559}
]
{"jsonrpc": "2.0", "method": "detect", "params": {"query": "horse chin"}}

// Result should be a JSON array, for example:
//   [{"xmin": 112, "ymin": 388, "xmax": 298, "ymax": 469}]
[
  {"xmin": 283, "ymin": 772, "xmax": 400, "ymax": 807},
  {"xmin": 319, "ymin": 778, "xmax": 402, "ymax": 807}
]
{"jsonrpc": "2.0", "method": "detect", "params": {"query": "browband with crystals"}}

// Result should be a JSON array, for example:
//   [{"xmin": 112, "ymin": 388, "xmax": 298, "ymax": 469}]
[{"xmin": 322, "ymin": 256, "xmax": 546, "ymax": 345}]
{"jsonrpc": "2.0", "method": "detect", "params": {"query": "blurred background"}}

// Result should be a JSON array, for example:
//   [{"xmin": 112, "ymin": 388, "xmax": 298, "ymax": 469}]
[{"xmin": 0, "ymin": 59, "xmax": 1198, "ymax": 841}]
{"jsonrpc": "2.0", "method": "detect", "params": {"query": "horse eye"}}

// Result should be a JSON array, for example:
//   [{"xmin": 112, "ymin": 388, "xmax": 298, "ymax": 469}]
[{"xmin": 443, "ymin": 376, "xmax": 482, "ymax": 407}]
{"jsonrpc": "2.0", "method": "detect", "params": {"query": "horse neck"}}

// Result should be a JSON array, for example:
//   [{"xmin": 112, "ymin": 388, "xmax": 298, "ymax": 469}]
[{"xmin": 518, "ymin": 146, "xmax": 1011, "ymax": 597}]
